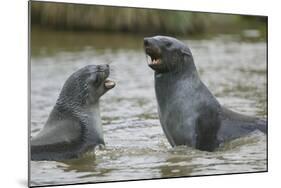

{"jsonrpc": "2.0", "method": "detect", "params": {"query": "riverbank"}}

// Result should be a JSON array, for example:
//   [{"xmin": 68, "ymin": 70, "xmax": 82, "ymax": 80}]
[{"xmin": 31, "ymin": 1, "xmax": 267, "ymax": 38}]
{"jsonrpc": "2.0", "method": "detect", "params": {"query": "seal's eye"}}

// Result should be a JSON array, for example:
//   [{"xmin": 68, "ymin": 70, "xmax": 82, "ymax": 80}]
[{"xmin": 165, "ymin": 41, "xmax": 172, "ymax": 47}]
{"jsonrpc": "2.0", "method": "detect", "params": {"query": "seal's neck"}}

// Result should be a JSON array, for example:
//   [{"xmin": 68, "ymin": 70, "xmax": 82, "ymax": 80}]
[
  {"xmin": 84, "ymin": 101, "xmax": 101, "ymax": 127},
  {"xmin": 155, "ymin": 60, "xmax": 199, "ymax": 80},
  {"xmin": 154, "ymin": 61, "xmax": 201, "ymax": 114},
  {"xmin": 83, "ymin": 101, "xmax": 104, "ymax": 144},
  {"xmin": 87, "ymin": 102, "xmax": 101, "ymax": 123}
]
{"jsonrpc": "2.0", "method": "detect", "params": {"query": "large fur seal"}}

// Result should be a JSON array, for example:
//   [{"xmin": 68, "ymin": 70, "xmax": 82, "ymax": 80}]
[
  {"xmin": 31, "ymin": 64, "xmax": 115, "ymax": 161},
  {"xmin": 144, "ymin": 36, "xmax": 267, "ymax": 151}
]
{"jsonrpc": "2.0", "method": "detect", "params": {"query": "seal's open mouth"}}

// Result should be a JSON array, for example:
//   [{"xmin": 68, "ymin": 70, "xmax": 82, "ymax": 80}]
[
  {"xmin": 147, "ymin": 55, "xmax": 161, "ymax": 66},
  {"xmin": 145, "ymin": 47, "xmax": 162, "ymax": 67},
  {"xmin": 96, "ymin": 65, "xmax": 116, "ymax": 89},
  {"xmin": 144, "ymin": 37, "xmax": 162, "ymax": 68},
  {"xmin": 104, "ymin": 79, "xmax": 115, "ymax": 89}
]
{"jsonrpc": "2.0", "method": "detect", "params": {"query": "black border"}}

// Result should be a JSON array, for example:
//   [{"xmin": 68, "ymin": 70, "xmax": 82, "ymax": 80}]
[
  {"xmin": 30, "ymin": 171, "xmax": 267, "ymax": 188},
  {"xmin": 28, "ymin": 1, "xmax": 31, "ymax": 187},
  {"xmin": 28, "ymin": 1, "xmax": 268, "ymax": 187}
]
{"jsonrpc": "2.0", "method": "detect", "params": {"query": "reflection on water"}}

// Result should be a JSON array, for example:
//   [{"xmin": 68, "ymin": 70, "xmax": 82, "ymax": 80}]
[{"xmin": 30, "ymin": 27, "xmax": 267, "ymax": 186}]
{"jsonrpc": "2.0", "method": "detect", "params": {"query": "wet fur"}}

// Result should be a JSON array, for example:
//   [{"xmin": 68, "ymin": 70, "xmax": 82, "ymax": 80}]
[
  {"xmin": 144, "ymin": 36, "xmax": 267, "ymax": 151},
  {"xmin": 31, "ymin": 65, "xmax": 111, "ymax": 161}
]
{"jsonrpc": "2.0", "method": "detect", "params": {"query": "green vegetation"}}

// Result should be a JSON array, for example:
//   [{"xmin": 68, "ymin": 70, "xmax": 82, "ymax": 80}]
[{"xmin": 31, "ymin": 1, "xmax": 267, "ymax": 37}]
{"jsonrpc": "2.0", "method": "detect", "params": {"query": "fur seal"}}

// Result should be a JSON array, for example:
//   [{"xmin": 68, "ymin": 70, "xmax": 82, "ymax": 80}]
[
  {"xmin": 31, "ymin": 64, "xmax": 115, "ymax": 161},
  {"xmin": 144, "ymin": 36, "xmax": 267, "ymax": 151}
]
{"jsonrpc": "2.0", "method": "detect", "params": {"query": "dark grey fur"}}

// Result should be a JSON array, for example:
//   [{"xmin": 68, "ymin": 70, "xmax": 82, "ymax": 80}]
[
  {"xmin": 144, "ymin": 36, "xmax": 267, "ymax": 151},
  {"xmin": 31, "ymin": 64, "xmax": 115, "ymax": 161}
]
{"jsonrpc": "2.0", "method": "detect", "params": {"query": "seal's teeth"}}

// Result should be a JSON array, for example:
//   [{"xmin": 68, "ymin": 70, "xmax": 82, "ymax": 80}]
[
  {"xmin": 104, "ymin": 79, "xmax": 116, "ymax": 89},
  {"xmin": 148, "ymin": 57, "xmax": 153, "ymax": 65},
  {"xmin": 156, "ymin": 59, "xmax": 160, "ymax": 64},
  {"xmin": 152, "ymin": 59, "xmax": 160, "ymax": 65},
  {"xmin": 147, "ymin": 56, "xmax": 161, "ymax": 66}
]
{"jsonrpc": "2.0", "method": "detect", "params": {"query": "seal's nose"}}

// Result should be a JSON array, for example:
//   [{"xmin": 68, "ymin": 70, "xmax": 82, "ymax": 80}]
[
  {"xmin": 105, "ymin": 64, "xmax": 110, "ymax": 73},
  {"xmin": 144, "ymin": 38, "xmax": 150, "ymax": 47},
  {"xmin": 96, "ymin": 65, "xmax": 102, "ymax": 71},
  {"xmin": 97, "ymin": 64, "xmax": 109, "ymax": 71}
]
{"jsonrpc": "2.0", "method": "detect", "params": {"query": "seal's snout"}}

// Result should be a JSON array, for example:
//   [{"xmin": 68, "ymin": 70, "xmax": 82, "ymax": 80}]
[
  {"xmin": 144, "ymin": 37, "xmax": 150, "ymax": 47},
  {"xmin": 99, "ymin": 64, "xmax": 115, "ymax": 90},
  {"xmin": 144, "ymin": 37, "xmax": 156, "ymax": 51},
  {"xmin": 97, "ymin": 64, "xmax": 109, "ymax": 72},
  {"xmin": 102, "ymin": 64, "xmax": 109, "ymax": 70},
  {"xmin": 144, "ymin": 37, "xmax": 162, "ymax": 68},
  {"xmin": 95, "ymin": 64, "xmax": 110, "ymax": 80},
  {"xmin": 144, "ymin": 38, "xmax": 157, "ymax": 52},
  {"xmin": 89, "ymin": 64, "xmax": 115, "ymax": 90}
]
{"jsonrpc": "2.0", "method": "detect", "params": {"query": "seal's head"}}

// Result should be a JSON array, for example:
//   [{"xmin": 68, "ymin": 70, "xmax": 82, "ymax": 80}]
[
  {"xmin": 144, "ymin": 36, "xmax": 194, "ymax": 73},
  {"xmin": 57, "ymin": 64, "xmax": 116, "ymax": 106}
]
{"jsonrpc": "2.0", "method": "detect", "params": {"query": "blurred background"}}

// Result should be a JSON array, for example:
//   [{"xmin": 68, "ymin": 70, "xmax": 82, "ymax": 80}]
[
  {"xmin": 31, "ymin": 1, "xmax": 267, "ymax": 37},
  {"xmin": 30, "ymin": 1, "xmax": 267, "ymax": 187}
]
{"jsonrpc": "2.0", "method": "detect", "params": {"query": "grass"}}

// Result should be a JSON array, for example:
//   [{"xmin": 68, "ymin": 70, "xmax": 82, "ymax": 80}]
[{"xmin": 31, "ymin": 1, "xmax": 267, "ymax": 37}]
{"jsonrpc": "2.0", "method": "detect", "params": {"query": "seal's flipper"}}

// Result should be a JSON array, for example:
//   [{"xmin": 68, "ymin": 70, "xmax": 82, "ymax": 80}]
[
  {"xmin": 31, "ymin": 118, "xmax": 81, "ymax": 147},
  {"xmin": 31, "ymin": 118, "xmax": 83, "ymax": 160},
  {"xmin": 217, "ymin": 107, "xmax": 267, "ymax": 143}
]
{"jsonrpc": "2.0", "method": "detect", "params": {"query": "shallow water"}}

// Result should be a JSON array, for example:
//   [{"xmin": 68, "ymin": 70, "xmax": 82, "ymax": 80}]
[{"xmin": 30, "ymin": 28, "xmax": 267, "ymax": 186}]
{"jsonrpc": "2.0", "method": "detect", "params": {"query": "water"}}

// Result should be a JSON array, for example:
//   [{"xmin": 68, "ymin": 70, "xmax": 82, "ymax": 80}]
[{"xmin": 30, "ymin": 28, "xmax": 267, "ymax": 186}]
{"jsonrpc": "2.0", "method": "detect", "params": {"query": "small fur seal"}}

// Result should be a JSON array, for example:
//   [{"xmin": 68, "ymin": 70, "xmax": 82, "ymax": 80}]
[
  {"xmin": 31, "ymin": 64, "xmax": 115, "ymax": 161},
  {"xmin": 144, "ymin": 36, "xmax": 267, "ymax": 151}
]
